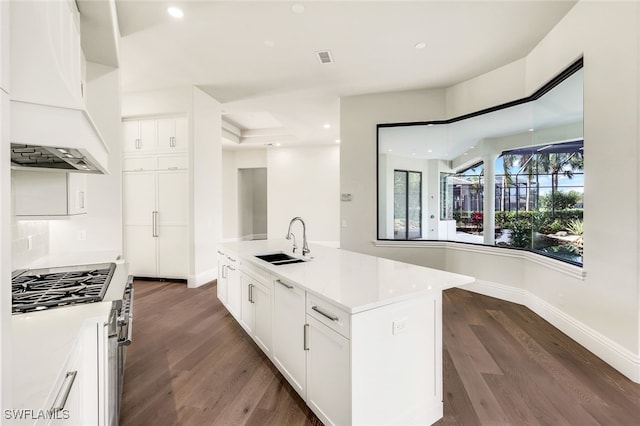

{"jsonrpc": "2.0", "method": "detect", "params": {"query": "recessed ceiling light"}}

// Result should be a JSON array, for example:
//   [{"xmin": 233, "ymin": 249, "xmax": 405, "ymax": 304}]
[
  {"xmin": 264, "ymin": 40, "xmax": 275, "ymax": 48},
  {"xmin": 387, "ymin": 149, "xmax": 393, "ymax": 152},
  {"xmin": 323, "ymin": 123, "xmax": 331, "ymax": 129},
  {"xmin": 470, "ymin": 146, "xmax": 475, "ymax": 149},
  {"xmin": 292, "ymin": 4, "xmax": 305, "ymax": 14},
  {"xmin": 275, "ymin": 143, "xmax": 282, "ymax": 147},
  {"xmin": 427, "ymin": 149, "xmax": 433, "ymax": 153},
  {"xmin": 335, "ymin": 139, "xmax": 341, "ymax": 144},
  {"xmin": 415, "ymin": 42, "xmax": 427, "ymax": 49},
  {"xmin": 411, "ymin": 153, "xmax": 416, "ymax": 156},
  {"xmin": 167, "ymin": 6, "xmax": 184, "ymax": 19},
  {"xmin": 529, "ymin": 128, "xmax": 534, "ymax": 132},
  {"xmin": 464, "ymin": 152, "xmax": 468, "ymax": 156}
]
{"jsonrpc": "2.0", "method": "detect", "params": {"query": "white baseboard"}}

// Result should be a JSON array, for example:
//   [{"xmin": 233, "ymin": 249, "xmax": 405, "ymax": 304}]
[
  {"xmin": 460, "ymin": 279, "xmax": 640, "ymax": 383},
  {"xmin": 188, "ymin": 267, "xmax": 217, "ymax": 289}
]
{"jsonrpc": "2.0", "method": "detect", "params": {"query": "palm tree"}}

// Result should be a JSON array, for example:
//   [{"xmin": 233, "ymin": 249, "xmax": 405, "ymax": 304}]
[
  {"xmin": 502, "ymin": 153, "xmax": 536, "ymax": 211},
  {"xmin": 536, "ymin": 150, "xmax": 584, "ymax": 215}
]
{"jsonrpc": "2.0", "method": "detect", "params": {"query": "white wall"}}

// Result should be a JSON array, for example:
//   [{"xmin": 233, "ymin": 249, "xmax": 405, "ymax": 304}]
[
  {"xmin": 341, "ymin": 87, "xmax": 448, "ymax": 268},
  {"xmin": 191, "ymin": 87, "xmax": 221, "ymax": 287},
  {"xmin": 49, "ymin": 63, "xmax": 123, "ymax": 255},
  {"xmin": 341, "ymin": 1, "xmax": 640, "ymax": 381},
  {"xmin": 268, "ymin": 145, "xmax": 340, "ymax": 247}
]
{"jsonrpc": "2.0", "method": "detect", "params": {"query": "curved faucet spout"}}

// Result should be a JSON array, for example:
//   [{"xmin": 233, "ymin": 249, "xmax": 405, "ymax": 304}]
[{"xmin": 286, "ymin": 217, "xmax": 310, "ymax": 256}]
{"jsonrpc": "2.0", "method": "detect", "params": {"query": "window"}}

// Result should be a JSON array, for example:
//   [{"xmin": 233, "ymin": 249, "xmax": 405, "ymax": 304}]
[
  {"xmin": 394, "ymin": 170, "xmax": 422, "ymax": 239},
  {"xmin": 496, "ymin": 141, "xmax": 584, "ymax": 264}
]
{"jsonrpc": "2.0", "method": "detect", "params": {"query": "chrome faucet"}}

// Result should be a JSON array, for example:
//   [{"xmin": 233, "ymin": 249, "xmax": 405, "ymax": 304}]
[{"xmin": 286, "ymin": 217, "xmax": 310, "ymax": 256}]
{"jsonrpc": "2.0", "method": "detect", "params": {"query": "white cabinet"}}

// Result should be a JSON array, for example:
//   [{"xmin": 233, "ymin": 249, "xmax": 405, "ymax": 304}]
[
  {"xmin": 45, "ymin": 320, "xmax": 110, "ymax": 426},
  {"xmin": 225, "ymin": 254, "xmax": 241, "ymax": 320},
  {"xmin": 11, "ymin": 0, "xmax": 83, "ymax": 109},
  {"xmin": 123, "ymin": 119, "xmax": 156, "ymax": 153},
  {"xmin": 217, "ymin": 250, "xmax": 229, "ymax": 305},
  {"xmin": 272, "ymin": 278, "xmax": 307, "ymax": 398},
  {"xmin": 13, "ymin": 170, "xmax": 87, "ymax": 217},
  {"xmin": 157, "ymin": 117, "xmax": 188, "ymax": 152},
  {"xmin": 306, "ymin": 316, "xmax": 351, "ymax": 426},
  {"xmin": 123, "ymin": 117, "xmax": 187, "ymax": 154},
  {"xmin": 240, "ymin": 270, "xmax": 272, "ymax": 355},
  {"xmin": 123, "ymin": 169, "xmax": 189, "ymax": 278}
]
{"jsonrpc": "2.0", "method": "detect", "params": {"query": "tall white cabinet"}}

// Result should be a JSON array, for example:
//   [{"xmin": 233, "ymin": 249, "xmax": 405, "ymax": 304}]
[{"xmin": 122, "ymin": 116, "xmax": 190, "ymax": 279}]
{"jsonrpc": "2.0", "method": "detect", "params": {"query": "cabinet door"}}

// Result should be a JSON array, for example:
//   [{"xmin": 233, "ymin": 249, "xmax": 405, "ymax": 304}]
[
  {"xmin": 173, "ymin": 117, "xmax": 188, "ymax": 151},
  {"xmin": 1, "ymin": 0, "xmax": 9, "ymax": 92},
  {"xmin": 253, "ymin": 282, "xmax": 272, "ymax": 356},
  {"xmin": 157, "ymin": 117, "xmax": 188, "ymax": 152},
  {"xmin": 122, "ymin": 121, "xmax": 140, "ymax": 153},
  {"xmin": 157, "ymin": 225, "xmax": 189, "ymax": 278},
  {"xmin": 217, "ymin": 253, "xmax": 228, "ymax": 305},
  {"xmin": 225, "ymin": 260, "xmax": 241, "ymax": 319},
  {"xmin": 138, "ymin": 119, "xmax": 157, "ymax": 152},
  {"xmin": 124, "ymin": 225, "xmax": 157, "ymax": 277},
  {"xmin": 240, "ymin": 274, "xmax": 255, "ymax": 334},
  {"xmin": 306, "ymin": 316, "xmax": 351, "ymax": 426},
  {"xmin": 157, "ymin": 170, "xmax": 188, "ymax": 226},
  {"xmin": 13, "ymin": 170, "xmax": 69, "ymax": 216},
  {"xmin": 122, "ymin": 172, "xmax": 155, "ymax": 226},
  {"xmin": 272, "ymin": 279, "xmax": 307, "ymax": 398}
]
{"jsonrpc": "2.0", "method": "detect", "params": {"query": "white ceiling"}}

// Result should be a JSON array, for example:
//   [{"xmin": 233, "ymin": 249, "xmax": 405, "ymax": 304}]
[{"xmin": 115, "ymin": 0, "xmax": 578, "ymax": 150}]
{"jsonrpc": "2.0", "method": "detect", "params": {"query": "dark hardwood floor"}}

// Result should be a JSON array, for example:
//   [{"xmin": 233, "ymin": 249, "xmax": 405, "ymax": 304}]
[{"xmin": 120, "ymin": 280, "xmax": 640, "ymax": 426}]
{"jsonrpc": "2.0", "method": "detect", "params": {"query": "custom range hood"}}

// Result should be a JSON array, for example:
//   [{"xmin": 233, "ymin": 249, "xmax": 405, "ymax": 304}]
[{"xmin": 10, "ymin": 101, "xmax": 109, "ymax": 173}]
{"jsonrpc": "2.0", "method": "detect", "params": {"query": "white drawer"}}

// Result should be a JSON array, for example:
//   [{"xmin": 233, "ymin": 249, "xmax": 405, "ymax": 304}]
[
  {"xmin": 158, "ymin": 155, "xmax": 188, "ymax": 170},
  {"xmin": 241, "ymin": 261, "xmax": 270, "ymax": 284},
  {"xmin": 123, "ymin": 156, "xmax": 156, "ymax": 171},
  {"xmin": 306, "ymin": 294, "xmax": 350, "ymax": 339}
]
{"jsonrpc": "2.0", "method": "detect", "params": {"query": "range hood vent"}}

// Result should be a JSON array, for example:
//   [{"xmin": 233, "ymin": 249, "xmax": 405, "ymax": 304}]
[
  {"xmin": 10, "ymin": 101, "xmax": 109, "ymax": 174},
  {"xmin": 11, "ymin": 144, "xmax": 99, "ymax": 172}
]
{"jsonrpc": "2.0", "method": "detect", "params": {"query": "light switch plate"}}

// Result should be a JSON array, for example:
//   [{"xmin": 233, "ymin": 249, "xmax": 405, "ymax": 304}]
[{"xmin": 392, "ymin": 317, "xmax": 407, "ymax": 335}]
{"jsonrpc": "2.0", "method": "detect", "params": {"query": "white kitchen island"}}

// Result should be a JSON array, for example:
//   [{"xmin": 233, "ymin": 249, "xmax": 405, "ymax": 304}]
[{"xmin": 218, "ymin": 240, "xmax": 474, "ymax": 426}]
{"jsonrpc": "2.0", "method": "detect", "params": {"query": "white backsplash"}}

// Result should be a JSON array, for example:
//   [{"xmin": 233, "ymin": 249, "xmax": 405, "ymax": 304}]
[{"xmin": 12, "ymin": 220, "xmax": 49, "ymax": 270}]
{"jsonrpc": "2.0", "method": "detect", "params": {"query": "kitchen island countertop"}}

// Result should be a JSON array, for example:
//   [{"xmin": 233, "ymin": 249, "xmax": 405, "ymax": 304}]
[{"xmin": 220, "ymin": 239, "xmax": 475, "ymax": 314}]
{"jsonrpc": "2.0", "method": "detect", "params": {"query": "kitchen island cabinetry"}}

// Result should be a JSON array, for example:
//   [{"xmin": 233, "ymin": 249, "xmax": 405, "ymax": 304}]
[
  {"xmin": 239, "ymin": 265, "xmax": 272, "ymax": 355},
  {"xmin": 272, "ymin": 278, "xmax": 307, "ymax": 398},
  {"xmin": 13, "ymin": 170, "xmax": 87, "ymax": 217},
  {"xmin": 219, "ymin": 240, "xmax": 475, "ymax": 425}
]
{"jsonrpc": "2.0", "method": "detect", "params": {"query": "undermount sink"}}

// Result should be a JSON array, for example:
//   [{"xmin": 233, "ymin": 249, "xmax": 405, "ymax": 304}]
[{"xmin": 255, "ymin": 252, "xmax": 308, "ymax": 265}]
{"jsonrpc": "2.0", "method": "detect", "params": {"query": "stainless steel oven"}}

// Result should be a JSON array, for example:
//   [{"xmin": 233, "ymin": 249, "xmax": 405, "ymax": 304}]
[{"xmin": 107, "ymin": 275, "xmax": 134, "ymax": 425}]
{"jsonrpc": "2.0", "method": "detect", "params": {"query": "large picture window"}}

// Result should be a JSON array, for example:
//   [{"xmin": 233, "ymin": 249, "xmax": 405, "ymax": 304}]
[{"xmin": 377, "ymin": 59, "xmax": 583, "ymax": 266}]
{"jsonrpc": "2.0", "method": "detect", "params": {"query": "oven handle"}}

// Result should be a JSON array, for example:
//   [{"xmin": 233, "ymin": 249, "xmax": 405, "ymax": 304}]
[{"xmin": 118, "ymin": 281, "xmax": 134, "ymax": 346}]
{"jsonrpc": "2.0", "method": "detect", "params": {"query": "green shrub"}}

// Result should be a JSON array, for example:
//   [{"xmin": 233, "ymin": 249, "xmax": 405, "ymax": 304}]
[
  {"xmin": 567, "ymin": 219, "xmax": 583, "ymax": 235},
  {"xmin": 539, "ymin": 190, "xmax": 582, "ymax": 211},
  {"xmin": 510, "ymin": 220, "xmax": 532, "ymax": 248}
]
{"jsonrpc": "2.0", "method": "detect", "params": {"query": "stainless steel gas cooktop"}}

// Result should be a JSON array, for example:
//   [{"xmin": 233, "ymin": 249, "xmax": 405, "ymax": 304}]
[{"xmin": 11, "ymin": 263, "xmax": 116, "ymax": 314}]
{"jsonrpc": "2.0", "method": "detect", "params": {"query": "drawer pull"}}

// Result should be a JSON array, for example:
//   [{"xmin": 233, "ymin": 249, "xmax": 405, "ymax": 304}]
[
  {"xmin": 276, "ymin": 279, "xmax": 294, "ymax": 289},
  {"xmin": 51, "ymin": 371, "xmax": 77, "ymax": 412},
  {"xmin": 312, "ymin": 305, "xmax": 339, "ymax": 322}
]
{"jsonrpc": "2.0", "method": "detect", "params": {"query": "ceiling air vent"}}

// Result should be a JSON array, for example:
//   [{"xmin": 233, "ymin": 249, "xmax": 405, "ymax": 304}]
[{"xmin": 316, "ymin": 50, "xmax": 333, "ymax": 64}]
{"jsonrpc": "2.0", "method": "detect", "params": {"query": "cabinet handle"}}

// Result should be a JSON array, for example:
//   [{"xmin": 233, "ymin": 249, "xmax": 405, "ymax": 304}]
[
  {"xmin": 51, "ymin": 371, "xmax": 77, "ymax": 412},
  {"xmin": 152, "ymin": 211, "xmax": 158, "ymax": 237},
  {"xmin": 79, "ymin": 191, "xmax": 85, "ymax": 209},
  {"xmin": 227, "ymin": 256, "xmax": 236, "ymax": 262},
  {"xmin": 170, "ymin": 136, "xmax": 176, "ymax": 147},
  {"xmin": 303, "ymin": 324, "xmax": 309, "ymax": 351},
  {"xmin": 217, "ymin": 250, "xmax": 225, "ymax": 256},
  {"xmin": 135, "ymin": 138, "xmax": 141, "ymax": 149},
  {"xmin": 276, "ymin": 279, "xmax": 293, "ymax": 289},
  {"xmin": 312, "ymin": 305, "xmax": 339, "ymax": 322},
  {"xmin": 227, "ymin": 265, "xmax": 236, "ymax": 271},
  {"xmin": 249, "ymin": 284, "xmax": 255, "ymax": 303},
  {"xmin": 221, "ymin": 265, "xmax": 227, "ymax": 279}
]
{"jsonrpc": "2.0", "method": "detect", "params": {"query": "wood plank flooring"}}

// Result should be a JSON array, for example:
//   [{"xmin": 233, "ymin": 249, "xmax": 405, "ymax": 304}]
[{"xmin": 120, "ymin": 280, "xmax": 640, "ymax": 425}]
